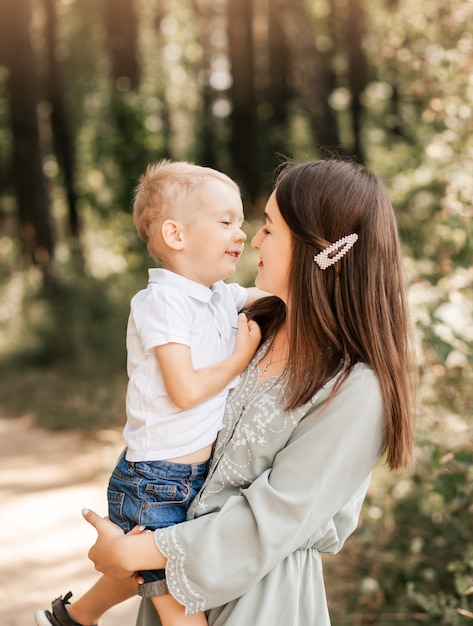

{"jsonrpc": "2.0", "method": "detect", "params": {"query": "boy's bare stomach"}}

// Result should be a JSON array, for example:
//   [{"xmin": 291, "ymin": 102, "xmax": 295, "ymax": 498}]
[{"xmin": 167, "ymin": 443, "xmax": 212, "ymax": 464}]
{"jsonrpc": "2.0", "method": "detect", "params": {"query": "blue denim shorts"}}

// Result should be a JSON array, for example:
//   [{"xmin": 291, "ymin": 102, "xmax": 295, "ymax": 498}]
[{"xmin": 107, "ymin": 451, "xmax": 209, "ymax": 591}]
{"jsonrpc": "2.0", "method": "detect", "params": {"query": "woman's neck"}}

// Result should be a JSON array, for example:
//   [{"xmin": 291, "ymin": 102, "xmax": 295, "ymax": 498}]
[{"xmin": 257, "ymin": 325, "xmax": 289, "ymax": 384}]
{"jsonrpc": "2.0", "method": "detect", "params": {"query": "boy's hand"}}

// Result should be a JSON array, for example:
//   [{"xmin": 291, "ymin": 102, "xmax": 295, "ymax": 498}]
[{"xmin": 233, "ymin": 313, "xmax": 262, "ymax": 365}]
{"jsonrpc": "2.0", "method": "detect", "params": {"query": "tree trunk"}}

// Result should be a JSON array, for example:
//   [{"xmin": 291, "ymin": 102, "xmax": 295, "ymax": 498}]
[
  {"xmin": 268, "ymin": 0, "xmax": 291, "ymax": 128},
  {"xmin": 346, "ymin": 0, "xmax": 368, "ymax": 162},
  {"xmin": 227, "ymin": 0, "xmax": 261, "ymax": 201},
  {"xmin": 323, "ymin": 0, "xmax": 338, "ymax": 95},
  {"xmin": 274, "ymin": 0, "xmax": 341, "ymax": 153},
  {"xmin": 193, "ymin": 0, "xmax": 217, "ymax": 168},
  {"xmin": 266, "ymin": 0, "xmax": 292, "ymax": 169},
  {"xmin": 103, "ymin": 0, "xmax": 140, "ymax": 90},
  {"xmin": 152, "ymin": 2, "xmax": 172, "ymax": 159},
  {"xmin": 42, "ymin": 0, "xmax": 81, "ymax": 245},
  {"xmin": 0, "ymin": 0, "xmax": 55, "ymax": 273}
]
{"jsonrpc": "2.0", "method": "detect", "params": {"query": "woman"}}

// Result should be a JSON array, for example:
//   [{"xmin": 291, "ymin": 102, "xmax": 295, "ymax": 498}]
[{"xmin": 84, "ymin": 158, "xmax": 416, "ymax": 626}]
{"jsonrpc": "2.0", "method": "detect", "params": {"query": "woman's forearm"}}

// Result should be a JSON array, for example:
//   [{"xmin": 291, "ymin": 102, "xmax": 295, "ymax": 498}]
[{"xmin": 120, "ymin": 532, "xmax": 167, "ymax": 572}]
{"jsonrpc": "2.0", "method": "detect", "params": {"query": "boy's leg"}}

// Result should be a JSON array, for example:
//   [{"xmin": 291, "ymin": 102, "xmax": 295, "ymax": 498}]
[
  {"xmin": 35, "ymin": 576, "xmax": 137, "ymax": 626},
  {"xmin": 150, "ymin": 595, "xmax": 207, "ymax": 626},
  {"xmin": 66, "ymin": 576, "xmax": 137, "ymax": 625}
]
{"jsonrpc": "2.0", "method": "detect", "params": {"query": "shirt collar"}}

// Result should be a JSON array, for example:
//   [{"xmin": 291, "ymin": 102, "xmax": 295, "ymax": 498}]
[{"xmin": 148, "ymin": 268, "xmax": 215, "ymax": 303}]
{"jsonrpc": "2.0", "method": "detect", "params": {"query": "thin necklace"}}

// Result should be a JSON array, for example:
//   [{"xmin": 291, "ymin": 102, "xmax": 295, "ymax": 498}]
[{"xmin": 258, "ymin": 344, "xmax": 288, "ymax": 377}]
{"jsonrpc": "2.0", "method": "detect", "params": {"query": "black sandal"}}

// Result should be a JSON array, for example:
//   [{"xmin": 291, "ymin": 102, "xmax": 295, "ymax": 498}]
[{"xmin": 35, "ymin": 592, "xmax": 98, "ymax": 626}]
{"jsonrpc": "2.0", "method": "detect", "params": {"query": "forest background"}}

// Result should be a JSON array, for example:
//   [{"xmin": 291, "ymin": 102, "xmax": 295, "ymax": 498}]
[{"xmin": 0, "ymin": 0, "xmax": 472, "ymax": 624}]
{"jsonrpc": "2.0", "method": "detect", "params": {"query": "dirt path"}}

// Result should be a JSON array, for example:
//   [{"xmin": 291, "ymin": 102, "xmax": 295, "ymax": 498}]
[{"xmin": 0, "ymin": 416, "xmax": 141, "ymax": 626}]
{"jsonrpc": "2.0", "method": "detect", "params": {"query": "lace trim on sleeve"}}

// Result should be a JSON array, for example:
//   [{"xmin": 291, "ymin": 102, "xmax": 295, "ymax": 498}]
[{"xmin": 154, "ymin": 526, "xmax": 207, "ymax": 615}]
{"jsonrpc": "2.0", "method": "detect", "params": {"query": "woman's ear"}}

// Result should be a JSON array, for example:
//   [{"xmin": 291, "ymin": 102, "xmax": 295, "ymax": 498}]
[{"xmin": 161, "ymin": 219, "xmax": 185, "ymax": 250}]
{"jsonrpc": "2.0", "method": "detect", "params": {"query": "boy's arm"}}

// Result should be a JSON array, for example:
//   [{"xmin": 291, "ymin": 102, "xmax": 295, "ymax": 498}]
[
  {"xmin": 155, "ymin": 313, "xmax": 261, "ymax": 410},
  {"xmin": 245, "ymin": 287, "xmax": 272, "ymax": 307}
]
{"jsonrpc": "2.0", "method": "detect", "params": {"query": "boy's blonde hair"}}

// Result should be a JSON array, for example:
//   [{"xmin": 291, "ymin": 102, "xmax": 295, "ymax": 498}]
[{"xmin": 133, "ymin": 160, "xmax": 240, "ymax": 262}]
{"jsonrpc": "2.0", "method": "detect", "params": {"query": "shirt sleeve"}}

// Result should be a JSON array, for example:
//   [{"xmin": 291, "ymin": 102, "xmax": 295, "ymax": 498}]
[
  {"xmin": 222, "ymin": 281, "xmax": 248, "ymax": 312},
  {"xmin": 132, "ymin": 286, "xmax": 193, "ymax": 353},
  {"xmin": 155, "ymin": 366, "xmax": 385, "ymax": 614}
]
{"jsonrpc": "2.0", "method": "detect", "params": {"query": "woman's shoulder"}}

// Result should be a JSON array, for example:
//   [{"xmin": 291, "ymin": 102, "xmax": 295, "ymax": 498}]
[
  {"xmin": 293, "ymin": 363, "xmax": 385, "ymax": 445},
  {"xmin": 314, "ymin": 362, "xmax": 383, "ymax": 415},
  {"xmin": 346, "ymin": 362, "xmax": 379, "ymax": 387},
  {"xmin": 327, "ymin": 362, "xmax": 379, "ymax": 390}
]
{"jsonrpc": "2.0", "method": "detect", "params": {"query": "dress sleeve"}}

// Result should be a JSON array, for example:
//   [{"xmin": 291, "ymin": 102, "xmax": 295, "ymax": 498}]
[{"xmin": 155, "ymin": 366, "xmax": 385, "ymax": 615}]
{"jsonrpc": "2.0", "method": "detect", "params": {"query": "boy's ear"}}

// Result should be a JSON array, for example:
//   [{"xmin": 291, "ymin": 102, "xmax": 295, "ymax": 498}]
[{"xmin": 161, "ymin": 219, "xmax": 185, "ymax": 250}]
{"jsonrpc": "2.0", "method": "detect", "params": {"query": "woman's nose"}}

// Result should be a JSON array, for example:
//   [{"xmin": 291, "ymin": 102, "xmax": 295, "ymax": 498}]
[{"xmin": 251, "ymin": 229, "xmax": 261, "ymax": 249}]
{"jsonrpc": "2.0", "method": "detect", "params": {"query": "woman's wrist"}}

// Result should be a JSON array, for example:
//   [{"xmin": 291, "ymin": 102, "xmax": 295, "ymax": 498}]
[{"xmin": 122, "ymin": 531, "xmax": 167, "ymax": 572}]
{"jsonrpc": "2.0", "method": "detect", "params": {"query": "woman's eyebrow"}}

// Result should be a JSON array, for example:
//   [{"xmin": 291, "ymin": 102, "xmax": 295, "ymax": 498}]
[{"xmin": 264, "ymin": 212, "xmax": 273, "ymax": 223}]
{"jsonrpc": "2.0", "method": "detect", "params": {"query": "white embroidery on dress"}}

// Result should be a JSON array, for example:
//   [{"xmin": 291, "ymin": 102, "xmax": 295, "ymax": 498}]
[
  {"xmin": 156, "ymin": 526, "xmax": 207, "ymax": 614},
  {"xmin": 193, "ymin": 344, "xmax": 316, "ymax": 514}
]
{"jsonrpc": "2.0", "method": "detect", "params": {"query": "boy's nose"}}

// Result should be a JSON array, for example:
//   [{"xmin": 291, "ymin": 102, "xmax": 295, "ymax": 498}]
[{"xmin": 236, "ymin": 227, "xmax": 247, "ymax": 242}]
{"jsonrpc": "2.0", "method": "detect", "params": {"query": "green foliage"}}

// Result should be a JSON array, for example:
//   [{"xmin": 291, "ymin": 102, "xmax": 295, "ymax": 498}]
[
  {"xmin": 0, "ymin": 263, "xmax": 139, "ymax": 431},
  {"xmin": 333, "ymin": 443, "xmax": 473, "ymax": 625},
  {"xmin": 91, "ymin": 91, "xmax": 169, "ymax": 212},
  {"xmin": 385, "ymin": 447, "xmax": 473, "ymax": 624}
]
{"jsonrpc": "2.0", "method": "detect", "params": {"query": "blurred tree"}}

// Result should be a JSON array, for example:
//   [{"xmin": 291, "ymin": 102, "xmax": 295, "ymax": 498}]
[
  {"xmin": 266, "ymin": 0, "xmax": 292, "ymax": 168},
  {"xmin": 346, "ymin": 0, "xmax": 368, "ymax": 162},
  {"xmin": 103, "ymin": 0, "xmax": 140, "ymax": 91},
  {"xmin": 42, "ymin": 0, "xmax": 81, "ymax": 251},
  {"xmin": 150, "ymin": 2, "xmax": 172, "ymax": 161},
  {"xmin": 0, "ymin": 0, "xmax": 55, "ymax": 275},
  {"xmin": 227, "ymin": 0, "xmax": 262, "ymax": 201},
  {"xmin": 103, "ymin": 0, "xmax": 148, "ymax": 209},
  {"xmin": 193, "ymin": 0, "xmax": 218, "ymax": 169},
  {"xmin": 274, "ymin": 0, "xmax": 341, "ymax": 152}
]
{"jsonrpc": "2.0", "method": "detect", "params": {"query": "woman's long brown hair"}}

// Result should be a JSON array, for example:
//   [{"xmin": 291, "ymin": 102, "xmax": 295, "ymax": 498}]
[{"xmin": 247, "ymin": 159, "xmax": 416, "ymax": 470}]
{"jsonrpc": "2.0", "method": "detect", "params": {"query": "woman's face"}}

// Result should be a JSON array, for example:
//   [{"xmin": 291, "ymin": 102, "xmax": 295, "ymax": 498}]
[{"xmin": 251, "ymin": 190, "xmax": 293, "ymax": 303}]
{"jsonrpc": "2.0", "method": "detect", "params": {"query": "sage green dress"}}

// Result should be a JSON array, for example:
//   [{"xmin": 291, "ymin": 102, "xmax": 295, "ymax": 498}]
[{"xmin": 136, "ymin": 341, "xmax": 385, "ymax": 626}]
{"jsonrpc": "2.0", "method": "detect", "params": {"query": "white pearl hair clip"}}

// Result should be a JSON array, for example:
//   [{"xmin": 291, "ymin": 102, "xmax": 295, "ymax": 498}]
[{"xmin": 313, "ymin": 233, "xmax": 359, "ymax": 270}]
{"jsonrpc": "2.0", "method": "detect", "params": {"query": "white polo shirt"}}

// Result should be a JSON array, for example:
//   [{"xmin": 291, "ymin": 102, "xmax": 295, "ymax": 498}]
[{"xmin": 124, "ymin": 268, "xmax": 248, "ymax": 462}]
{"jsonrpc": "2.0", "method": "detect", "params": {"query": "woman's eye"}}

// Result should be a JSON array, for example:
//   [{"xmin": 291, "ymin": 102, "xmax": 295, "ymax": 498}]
[{"xmin": 262, "ymin": 227, "xmax": 270, "ymax": 235}]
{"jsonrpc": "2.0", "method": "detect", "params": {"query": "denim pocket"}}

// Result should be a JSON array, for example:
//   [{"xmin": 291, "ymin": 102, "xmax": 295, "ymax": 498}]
[
  {"xmin": 107, "ymin": 489, "xmax": 132, "ymax": 532},
  {"xmin": 143, "ymin": 479, "xmax": 190, "ymax": 505}
]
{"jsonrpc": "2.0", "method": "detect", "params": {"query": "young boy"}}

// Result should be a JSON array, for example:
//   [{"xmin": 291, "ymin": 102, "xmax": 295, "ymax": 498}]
[{"xmin": 35, "ymin": 160, "xmax": 264, "ymax": 626}]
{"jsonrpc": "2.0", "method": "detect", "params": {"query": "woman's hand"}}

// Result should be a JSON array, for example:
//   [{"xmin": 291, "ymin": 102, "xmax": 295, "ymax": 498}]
[
  {"xmin": 83, "ymin": 509, "xmax": 139, "ymax": 579},
  {"xmin": 83, "ymin": 508, "xmax": 167, "ymax": 577}
]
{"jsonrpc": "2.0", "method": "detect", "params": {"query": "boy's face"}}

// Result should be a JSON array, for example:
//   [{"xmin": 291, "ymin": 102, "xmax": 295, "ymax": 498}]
[{"xmin": 177, "ymin": 179, "xmax": 246, "ymax": 287}]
